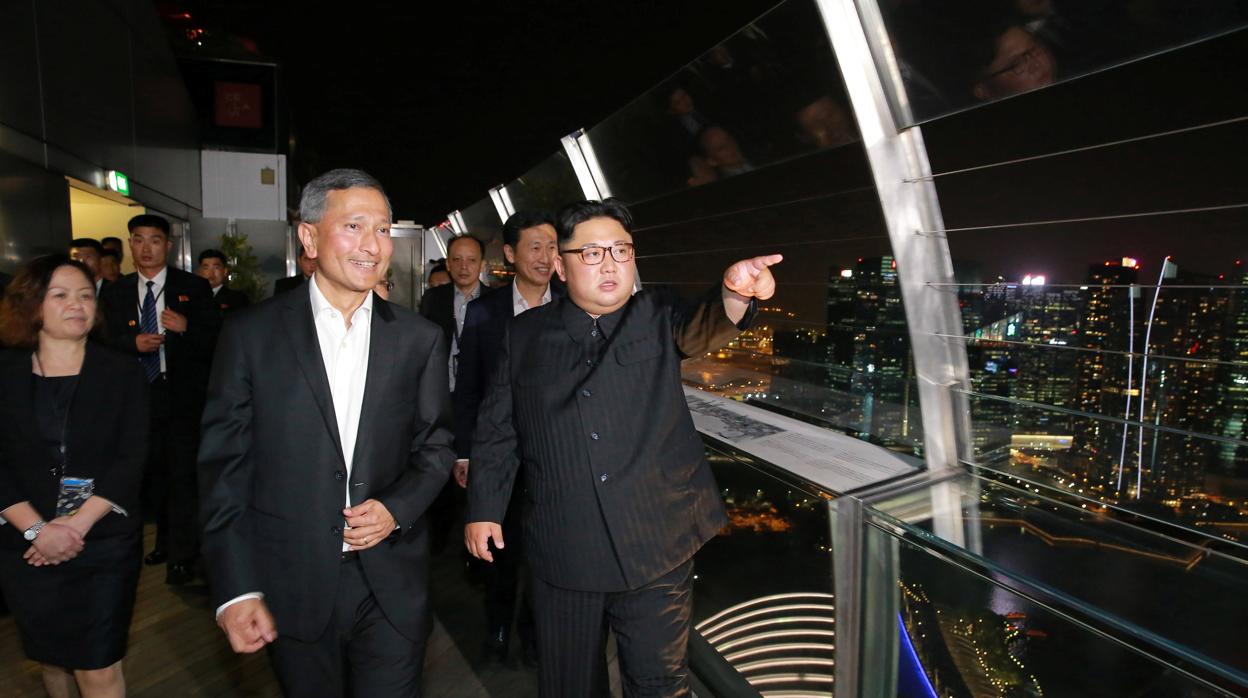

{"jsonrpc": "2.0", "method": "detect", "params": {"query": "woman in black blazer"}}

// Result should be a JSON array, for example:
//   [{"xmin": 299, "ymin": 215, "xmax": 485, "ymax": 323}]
[{"xmin": 0, "ymin": 255, "xmax": 148, "ymax": 698}]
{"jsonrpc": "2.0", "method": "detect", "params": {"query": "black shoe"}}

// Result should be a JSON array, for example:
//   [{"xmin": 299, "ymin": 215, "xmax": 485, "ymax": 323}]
[
  {"xmin": 481, "ymin": 626, "xmax": 508, "ymax": 664},
  {"xmin": 144, "ymin": 550, "xmax": 167, "ymax": 566},
  {"xmin": 165, "ymin": 562, "xmax": 196, "ymax": 586}
]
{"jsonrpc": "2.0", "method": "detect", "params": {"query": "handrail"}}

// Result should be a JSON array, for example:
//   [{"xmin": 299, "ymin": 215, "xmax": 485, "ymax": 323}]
[{"xmin": 688, "ymin": 629, "xmax": 765, "ymax": 698}]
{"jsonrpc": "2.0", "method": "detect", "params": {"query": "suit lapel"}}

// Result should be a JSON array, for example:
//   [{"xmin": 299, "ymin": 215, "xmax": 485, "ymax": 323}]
[
  {"xmin": 119, "ymin": 275, "xmax": 140, "ymax": 327},
  {"xmin": 350, "ymin": 294, "xmax": 395, "ymax": 496},
  {"xmin": 280, "ymin": 289, "xmax": 345, "ymax": 464}
]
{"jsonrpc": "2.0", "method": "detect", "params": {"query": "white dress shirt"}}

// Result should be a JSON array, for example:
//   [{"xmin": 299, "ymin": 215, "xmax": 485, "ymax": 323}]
[
  {"xmin": 135, "ymin": 266, "xmax": 168, "ymax": 373},
  {"xmin": 511, "ymin": 282, "xmax": 552, "ymax": 317},
  {"xmin": 448, "ymin": 282, "xmax": 481, "ymax": 392},
  {"xmin": 215, "ymin": 275, "xmax": 373, "ymax": 619}
]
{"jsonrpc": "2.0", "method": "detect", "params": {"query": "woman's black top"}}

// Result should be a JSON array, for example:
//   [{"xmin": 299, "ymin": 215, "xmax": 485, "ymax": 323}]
[{"xmin": 0, "ymin": 342, "xmax": 149, "ymax": 549}]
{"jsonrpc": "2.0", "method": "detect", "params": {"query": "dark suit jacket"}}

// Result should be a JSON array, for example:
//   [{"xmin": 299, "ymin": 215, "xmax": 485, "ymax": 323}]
[
  {"xmin": 99, "ymin": 267, "xmax": 220, "ymax": 414},
  {"xmin": 452, "ymin": 282, "xmax": 564, "ymax": 458},
  {"xmin": 213, "ymin": 286, "xmax": 251, "ymax": 315},
  {"xmin": 0, "ymin": 271, "xmax": 11, "ymax": 298},
  {"xmin": 467, "ymin": 287, "xmax": 754, "ymax": 592},
  {"xmin": 198, "ymin": 286, "xmax": 456, "ymax": 642},
  {"xmin": 0, "ymin": 342, "xmax": 149, "ymax": 550},
  {"xmin": 417, "ymin": 282, "xmax": 459, "ymax": 346},
  {"xmin": 273, "ymin": 274, "xmax": 309, "ymax": 296}
]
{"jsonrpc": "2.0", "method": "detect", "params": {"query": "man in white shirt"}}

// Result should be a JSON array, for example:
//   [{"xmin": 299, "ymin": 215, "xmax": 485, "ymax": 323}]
[
  {"xmin": 199, "ymin": 169, "xmax": 454, "ymax": 697},
  {"xmin": 99, "ymin": 215, "xmax": 220, "ymax": 585},
  {"xmin": 451, "ymin": 209, "xmax": 562, "ymax": 666}
]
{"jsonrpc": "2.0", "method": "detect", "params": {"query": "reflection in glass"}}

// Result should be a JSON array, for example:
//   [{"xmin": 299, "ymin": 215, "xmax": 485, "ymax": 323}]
[
  {"xmin": 506, "ymin": 151, "xmax": 584, "ymax": 213},
  {"xmin": 878, "ymin": 0, "xmax": 1248, "ymax": 123},
  {"xmin": 587, "ymin": 0, "xmax": 858, "ymax": 204}
]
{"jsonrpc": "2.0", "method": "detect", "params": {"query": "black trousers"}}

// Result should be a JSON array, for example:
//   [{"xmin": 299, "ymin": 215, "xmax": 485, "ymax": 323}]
[
  {"xmin": 268, "ymin": 556, "xmax": 428, "ymax": 697},
  {"xmin": 484, "ymin": 491, "xmax": 534, "ymax": 645},
  {"xmin": 529, "ymin": 559, "xmax": 694, "ymax": 698},
  {"xmin": 143, "ymin": 379, "xmax": 201, "ymax": 565}
]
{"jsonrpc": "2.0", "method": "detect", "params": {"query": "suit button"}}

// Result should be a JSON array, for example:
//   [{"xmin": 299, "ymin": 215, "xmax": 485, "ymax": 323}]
[
  {"xmin": 600, "ymin": 474, "xmax": 608, "ymax": 483},
  {"xmin": 590, "ymin": 432, "xmax": 600, "ymax": 440},
  {"xmin": 331, "ymin": 526, "xmax": 341, "ymax": 535},
  {"xmin": 590, "ymin": 329, "xmax": 599, "ymax": 338},
  {"xmin": 585, "ymin": 359, "xmax": 593, "ymax": 367},
  {"xmin": 334, "ymin": 471, "xmax": 345, "ymax": 481},
  {"xmin": 581, "ymin": 389, "xmax": 592, "ymax": 397}
]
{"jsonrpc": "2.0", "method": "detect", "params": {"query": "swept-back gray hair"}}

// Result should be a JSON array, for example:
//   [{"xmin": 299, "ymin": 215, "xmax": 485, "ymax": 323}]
[{"xmin": 298, "ymin": 168, "xmax": 392, "ymax": 223}]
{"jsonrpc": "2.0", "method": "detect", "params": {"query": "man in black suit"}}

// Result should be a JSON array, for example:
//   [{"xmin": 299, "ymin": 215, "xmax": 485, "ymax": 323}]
[
  {"xmin": 196, "ymin": 248, "xmax": 252, "ymax": 315},
  {"xmin": 273, "ymin": 245, "xmax": 317, "ymax": 295},
  {"xmin": 200, "ymin": 169, "xmax": 455, "ymax": 697},
  {"xmin": 69, "ymin": 238, "xmax": 109, "ymax": 294},
  {"xmin": 453, "ymin": 209, "xmax": 561, "ymax": 665},
  {"xmin": 100, "ymin": 214, "xmax": 220, "ymax": 585},
  {"xmin": 418, "ymin": 235, "xmax": 485, "ymax": 557},
  {"xmin": 466, "ymin": 199, "xmax": 780, "ymax": 697}
]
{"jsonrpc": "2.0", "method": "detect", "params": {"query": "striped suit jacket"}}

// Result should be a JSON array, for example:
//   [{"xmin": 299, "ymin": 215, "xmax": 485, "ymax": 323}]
[{"xmin": 467, "ymin": 286, "xmax": 753, "ymax": 592}]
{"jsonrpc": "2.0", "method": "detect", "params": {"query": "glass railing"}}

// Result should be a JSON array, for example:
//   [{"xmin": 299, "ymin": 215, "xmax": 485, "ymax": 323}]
[{"xmin": 689, "ymin": 439, "xmax": 1248, "ymax": 696}]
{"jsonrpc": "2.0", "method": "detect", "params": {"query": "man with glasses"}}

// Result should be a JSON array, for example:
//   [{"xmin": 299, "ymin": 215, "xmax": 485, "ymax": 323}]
[{"xmin": 466, "ymin": 198, "xmax": 781, "ymax": 696}]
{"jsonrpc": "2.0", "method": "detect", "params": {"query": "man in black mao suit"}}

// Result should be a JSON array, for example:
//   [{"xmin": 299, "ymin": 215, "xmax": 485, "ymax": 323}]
[
  {"xmin": 100, "ymin": 214, "xmax": 220, "ymax": 585},
  {"xmin": 273, "ymin": 245, "xmax": 317, "ymax": 295},
  {"xmin": 199, "ymin": 169, "xmax": 455, "ymax": 697},
  {"xmin": 453, "ymin": 210, "xmax": 563, "ymax": 664},
  {"xmin": 466, "ymin": 199, "xmax": 781, "ymax": 697}
]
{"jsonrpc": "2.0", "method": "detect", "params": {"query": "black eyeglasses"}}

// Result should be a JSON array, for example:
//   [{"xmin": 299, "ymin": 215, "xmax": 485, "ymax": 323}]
[{"xmin": 559, "ymin": 243, "xmax": 635, "ymax": 265}]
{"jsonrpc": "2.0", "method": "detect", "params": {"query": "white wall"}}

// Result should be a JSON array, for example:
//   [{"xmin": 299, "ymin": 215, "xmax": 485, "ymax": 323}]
[{"xmin": 201, "ymin": 150, "xmax": 287, "ymax": 221}]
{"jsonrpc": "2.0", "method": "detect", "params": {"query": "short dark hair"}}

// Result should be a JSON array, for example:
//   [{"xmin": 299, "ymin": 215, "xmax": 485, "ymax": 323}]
[
  {"xmin": 0, "ymin": 255, "xmax": 105, "ymax": 350},
  {"xmin": 299, "ymin": 168, "xmax": 392, "ymax": 223},
  {"xmin": 555, "ymin": 198, "xmax": 634, "ymax": 245},
  {"xmin": 502, "ymin": 210, "xmax": 557, "ymax": 249},
  {"xmin": 198, "ymin": 249, "xmax": 228, "ymax": 266},
  {"xmin": 128, "ymin": 214, "xmax": 170, "ymax": 236},
  {"xmin": 70, "ymin": 238, "xmax": 104, "ymax": 254},
  {"xmin": 100, "ymin": 248, "xmax": 121, "ymax": 262},
  {"xmin": 100, "ymin": 236, "xmax": 122, "ymax": 249},
  {"xmin": 447, "ymin": 235, "xmax": 485, "ymax": 257}
]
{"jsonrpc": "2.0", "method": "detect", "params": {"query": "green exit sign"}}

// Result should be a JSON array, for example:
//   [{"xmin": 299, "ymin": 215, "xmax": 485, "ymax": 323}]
[{"xmin": 106, "ymin": 170, "xmax": 129, "ymax": 196}]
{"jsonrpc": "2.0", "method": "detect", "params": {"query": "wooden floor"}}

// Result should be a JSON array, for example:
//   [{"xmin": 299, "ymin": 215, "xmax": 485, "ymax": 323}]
[{"xmin": 0, "ymin": 526, "xmax": 618, "ymax": 697}]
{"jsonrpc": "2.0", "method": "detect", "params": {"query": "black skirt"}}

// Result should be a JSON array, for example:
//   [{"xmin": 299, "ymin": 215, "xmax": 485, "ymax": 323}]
[{"xmin": 0, "ymin": 530, "xmax": 142, "ymax": 670}]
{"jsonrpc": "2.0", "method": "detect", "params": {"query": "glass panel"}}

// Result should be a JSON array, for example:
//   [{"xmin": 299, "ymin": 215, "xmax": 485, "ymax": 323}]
[
  {"xmin": 866, "ymin": 473, "xmax": 1248, "ymax": 688},
  {"xmin": 586, "ymin": 0, "xmax": 857, "ymax": 205},
  {"xmin": 457, "ymin": 196, "xmax": 508, "ymax": 286},
  {"xmin": 876, "ymin": 2, "xmax": 1248, "ymax": 124},
  {"xmin": 505, "ymin": 150, "xmax": 583, "ymax": 213},
  {"xmin": 875, "ymin": 522, "xmax": 1239, "ymax": 697},
  {"xmin": 693, "ymin": 446, "xmax": 836, "ymax": 695},
  {"xmin": 928, "ymin": 29, "xmax": 1248, "ymax": 547}
]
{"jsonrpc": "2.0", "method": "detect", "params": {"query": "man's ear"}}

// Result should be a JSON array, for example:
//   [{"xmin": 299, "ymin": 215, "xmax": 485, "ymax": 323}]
[
  {"xmin": 554, "ymin": 253, "xmax": 567, "ymax": 282},
  {"xmin": 297, "ymin": 222, "xmax": 318, "ymax": 259},
  {"xmin": 503, "ymin": 245, "xmax": 516, "ymax": 265}
]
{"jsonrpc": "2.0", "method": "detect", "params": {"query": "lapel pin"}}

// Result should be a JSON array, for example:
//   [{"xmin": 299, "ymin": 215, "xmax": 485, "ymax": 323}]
[
  {"xmin": 178, "ymin": 294, "xmax": 190, "ymax": 302},
  {"xmin": 127, "ymin": 320, "xmax": 137, "ymax": 327}
]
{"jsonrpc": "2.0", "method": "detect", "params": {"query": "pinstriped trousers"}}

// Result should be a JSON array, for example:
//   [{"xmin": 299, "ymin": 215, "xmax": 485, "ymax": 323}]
[{"xmin": 528, "ymin": 559, "xmax": 694, "ymax": 698}]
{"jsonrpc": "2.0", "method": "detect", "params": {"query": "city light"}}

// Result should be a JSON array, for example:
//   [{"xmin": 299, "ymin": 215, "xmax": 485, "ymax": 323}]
[{"xmin": 840, "ymin": 269, "xmax": 853, "ymax": 278}]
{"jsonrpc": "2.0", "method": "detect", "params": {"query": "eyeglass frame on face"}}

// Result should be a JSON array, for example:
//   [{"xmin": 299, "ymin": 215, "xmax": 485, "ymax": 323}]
[
  {"xmin": 984, "ymin": 43, "xmax": 1042, "ymax": 80},
  {"xmin": 558, "ymin": 242, "xmax": 635, "ymax": 265}
]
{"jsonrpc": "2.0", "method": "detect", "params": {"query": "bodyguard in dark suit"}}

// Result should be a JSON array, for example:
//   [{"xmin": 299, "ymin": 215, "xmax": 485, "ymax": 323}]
[
  {"xmin": 273, "ymin": 245, "xmax": 317, "ymax": 295},
  {"xmin": 466, "ymin": 198, "xmax": 781, "ymax": 697},
  {"xmin": 196, "ymin": 249, "xmax": 252, "ymax": 315},
  {"xmin": 453, "ymin": 210, "xmax": 562, "ymax": 665},
  {"xmin": 200, "ymin": 169, "xmax": 455, "ymax": 697},
  {"xmin": 100, "ymin": 214, "xmax": 220, "ymax": 585}
]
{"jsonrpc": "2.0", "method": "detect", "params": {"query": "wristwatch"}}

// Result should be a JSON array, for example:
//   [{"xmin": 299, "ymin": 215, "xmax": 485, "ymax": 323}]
[{"xmin": 23, "ymin": 521, "xmax": 47, "ymax": 541}]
